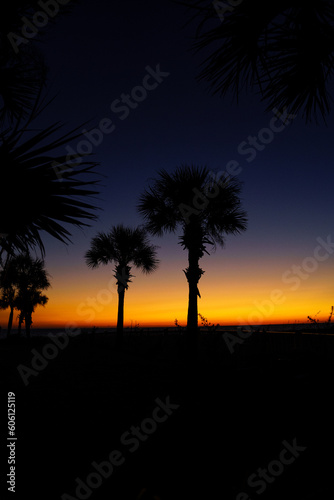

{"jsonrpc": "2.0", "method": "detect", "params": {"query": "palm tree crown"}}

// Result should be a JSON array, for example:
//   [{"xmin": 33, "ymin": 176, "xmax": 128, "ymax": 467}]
[
  {"xmin": 138, "ymin": 165, "xmax": 247, "ymax": 252},
  {"xmin": 85, "ymin": 225, "xmax": 159, "ymax": 276}
]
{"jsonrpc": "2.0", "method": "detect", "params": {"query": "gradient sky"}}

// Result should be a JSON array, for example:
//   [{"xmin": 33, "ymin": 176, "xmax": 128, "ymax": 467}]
[{"xmin": 1, "ymin": 0, "xmax": 334, "ymax": 329}]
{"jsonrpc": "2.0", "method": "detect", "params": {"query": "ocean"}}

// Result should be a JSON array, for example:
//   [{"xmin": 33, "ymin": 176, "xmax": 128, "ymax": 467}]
[{"xmin": 0, "ymin": 322, "xmax": 328, "ymax": 339}]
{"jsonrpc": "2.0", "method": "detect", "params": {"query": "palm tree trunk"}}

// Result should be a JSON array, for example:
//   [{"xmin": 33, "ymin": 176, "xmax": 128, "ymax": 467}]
[
  {"xmin": 18, "ymin": 313, "xmax": 23, "ymax": 335},
  {"xmin": 187, "ymin": 273, "xmax": 198, "ymax": 331},
  {"xmin": 7, "ymin": 305, "xmax": 14, "ymax": 337},
  {"xmin": 25, "ymin": 312, "xmax": 32, "ymax": 339},
  {"xmin": 115, "ymin": 265, "xmax": 132, "ymax": 347},
  {"xmin": 116, "ymin": 287, "xmax": 125, "ymax": 346},
  {"xmin": 185, "ymin": 248, "xmax": 203, "ymax": 357}
]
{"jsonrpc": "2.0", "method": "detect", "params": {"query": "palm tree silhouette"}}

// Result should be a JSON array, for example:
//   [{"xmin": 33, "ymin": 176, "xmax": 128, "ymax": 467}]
[
  {"xmin": 0, "ymin": 253, "xmax": 50, "ymax": 337},
  {"xmin": 17, "ymin": 289, "xmax": 49, "ymax": 337},
  {"xmin": 178, "ymin": 0, "xmax": 334, "ymax": 123},
  {"xmin": 0, "ymin": 265, "xmax": 17, "ymax": 336},
  {"xmin": 85, "ymin": 225, "xmax": 159, "ymax": 345},
  {"xmin": 138, "ymin": 165, "xmax": 247, "ymax": 354},
  {"xmin": 0, "ymin": 108, "xmax": 101, "ymax": 259},
  {"xmin": 0, "ymin": 2, "xmax": 100, "ymax": 260}
]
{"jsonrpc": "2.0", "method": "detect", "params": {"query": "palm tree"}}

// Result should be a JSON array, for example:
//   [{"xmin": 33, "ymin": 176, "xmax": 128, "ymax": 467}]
[
  {"xmin": 0, "ymin": 253, "xmax": 50, "ymax": 337},
  {"xmin": 138, "ymin": 165, "xmax": 247, "ymax": 354},
  {"xmin": 85, "ymin": 225, "xmax": 159, "ymax": 345},
  {"xmin": 16, "ymin": 289, "xmax": 48, "ymax": 338},
  {"xmin": 0, "ymin": 1, "xmax": 100, "ymax": 260},
  {"xmin": 15, "ymin": 256, "xmax": 50, "ymax": 338},
  {"xmin": 0, "ymin": 255, "xmax": 21, "ymax": 336},
  {"xmin": 0, "ymin": 287, "xmax": 16, "ymax": 336},
  {"xmin": 177, "ymin": 0, "xmax": 334, "ymax": 123},
  {"xmin": 0, "ymin": 108, "xmax": 101, "ymax": 260}
]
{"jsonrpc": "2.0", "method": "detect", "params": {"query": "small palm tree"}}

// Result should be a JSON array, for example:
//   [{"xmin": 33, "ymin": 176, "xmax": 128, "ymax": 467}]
[
  {"xmin": 0, "ymin": 287, "xmax": 16, "ymax": 336},
  {"xmin": 0, "ymin": 253, "xmax": 50, "ymax": 337},
  {"xmin": 0, "ymin": 255, "xmax": 21, "ymax": 336},
  {"xmin": 138, "ymin": 165, "xmax": 247, "ymax": 354},
  {"xmin": 16, "ymin": 289, "xmax": 48, "ymax": 337},
  {"xmin": 85, "ymin": 225, "xmax": 159, "ymax": 345}
]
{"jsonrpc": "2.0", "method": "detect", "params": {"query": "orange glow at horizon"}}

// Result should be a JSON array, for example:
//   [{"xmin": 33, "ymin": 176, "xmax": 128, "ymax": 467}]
[{"xmin": 1, "ymin": 251, "xmax": 333, "ymax": 330}]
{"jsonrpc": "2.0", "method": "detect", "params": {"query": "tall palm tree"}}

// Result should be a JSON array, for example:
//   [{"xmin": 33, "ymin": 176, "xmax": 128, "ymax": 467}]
[
  {"xmin": 85, "ymin": 225, "xmax": 159, "ymax": 345},
  {"xmin": 177, "ymin": 0, "xmax": 334, "ymax": 123},
  {"xmin": 0, "ymin": 253, "xmax": 50, "ymax": 337},
  {"xmin": 138, "ymin": 165, "xmax": 247, "ymax": 353}
]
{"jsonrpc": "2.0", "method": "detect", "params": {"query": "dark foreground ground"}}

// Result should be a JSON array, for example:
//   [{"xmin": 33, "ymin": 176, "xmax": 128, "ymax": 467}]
[{"xmin": 1, "ymin": 330, "xmax": 334, "ymax": 500}]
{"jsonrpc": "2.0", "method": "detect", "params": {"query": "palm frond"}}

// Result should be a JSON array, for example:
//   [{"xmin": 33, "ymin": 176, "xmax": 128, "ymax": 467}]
[
  {"xmin": 130, "ymin": 227, "xmax": 159, "ymax": 273},
  {"xmin": 0, "ymin": 60, "xmax": 47, "ymax": 125},
  {"xmin": 138, "ymin": 165, "xmax": 210, "ymax": 235},
  {"xmin": 186, "ymin": 0, "xmax": 334, "ymax": 122},
  {"xmin": 85, "ymin": 232, "xmax": 118, "ymax": 268},
  {"xmin": 0, "ymin": 120, "xmax": 101, "ymax": 256}
]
